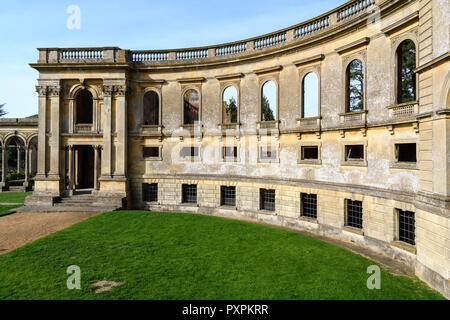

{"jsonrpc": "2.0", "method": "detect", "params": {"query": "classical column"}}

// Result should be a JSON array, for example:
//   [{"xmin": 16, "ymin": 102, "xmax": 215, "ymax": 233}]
[
  {"xmin": 36, "ymin": 85, "xmax": 47, "ymax": 177},
  {"xmin": 93, "ymin": 145, "xmax": 100, "ymax": 190},
  {"xmin": 48, "ymin": 85, "xmax": 62, "ymax": 180},
  {"xmin": 101, "ymin": 85, "xmax": 113, "ymax": 177},
  {"xmin": 115, "ymin": 85, "xmax": 128, "ymax": 178},
  {"xmin": 74, "ymin": 148, "xmax": 79, "ymax": 187},
  {"xmin": 1, "ymin": 146, "xmax": 7, "ymax": 189},
  {"xmin": 23, "ymin": 146, "xmax": 29, "ymax": 188},
  {"xmin": 17, "ymin": 144, "xmax": 21, "ymax": 173},
  {"xmin": 67, "ymin": 145, "xmax": 74, "ymax": 194}
]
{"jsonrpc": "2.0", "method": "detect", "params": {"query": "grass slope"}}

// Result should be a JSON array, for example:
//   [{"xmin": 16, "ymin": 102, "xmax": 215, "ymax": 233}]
[
  {"xmin": 0, "ymin": 211, "xmax": 444, "ymax": 300},
  {"xmin": 0, "ymin": 192, "xmax": 31, "ymax": 203}
]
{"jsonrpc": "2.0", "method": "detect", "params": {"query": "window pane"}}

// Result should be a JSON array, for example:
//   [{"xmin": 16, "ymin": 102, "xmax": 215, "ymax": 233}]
[
  {"xmin": 397, "ymin": 40, "xmax": 416, "ymax": 103},
  {"xmin": 303, "ymin": 72, "xmax": 319, "ymax": 118},
  {"xmin": 76, "ymin": 89, "xmax": 93, "ymax": 124},
  {"xmin": 143, "ymin": 91, "xmax": 159, "ymax": 125},
  {"xmin": 347, "ymin": 60, "xmax": 364, "ymax": 112},
  {"xmin": 183, "ymin": 89, "xmax": 200, "ymax": 124},
  {"xmin": 222, "ymin": 86, "xmax": 238, "ymax": 124},
  {"xmin": 261, "ymin": 81, "xmax": 277, "ymax": 121}
]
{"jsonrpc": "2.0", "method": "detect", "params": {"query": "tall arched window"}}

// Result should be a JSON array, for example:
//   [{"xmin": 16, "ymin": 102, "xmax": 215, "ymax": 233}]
[
  {"xmin": 222, "ymin": 86, "xmax": 238, "ymax": 124},
  {"xmin": 261, "ymin": 80, "xmax": 277, "ymax": 121},
  {"xmin": 143, "ymin": 91, "xmax": 159, "ymax": 125},
  {"xmin": 302, "ymin": 72, "xmax": 319, "ymax": 118},
  {"xmin": 346, "ymin": 59, "xmax": 364, "ymax": 112},
  {"xmin": 75, "ymin": 89, "xmax": 93, "ymax": 124},
  {"xmin": 183, "ymin": 89, "xmax": 200, "ymax": 125},
  {"xmin": 396, "ymin": 40, "xmax": 416, "ymax": 103}
]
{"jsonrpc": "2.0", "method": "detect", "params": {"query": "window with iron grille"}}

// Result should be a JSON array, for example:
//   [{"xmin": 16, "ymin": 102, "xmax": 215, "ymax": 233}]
[
  {"xmin": 345, "ymin": 199, "xmax": 363, "ymax": 229},
  {"xmin": 398, "ymin": 209, "xmax": 415, "ymax": 245},
  {"xmin": 301, "ymin": 146, "xmax": 319, "ymax": 160},
  {"xmin": 182, "ymin": 184, "xmax": 197, "ymax": 204},
  {"xmin": 301, "ymin": 193, "xmax": 317, "ymax": 219},
  {"xmin": 181, "ymin": 146, "xmax": 199, "ymax": 158},
  {"xmin": 395, "ymin": 143, "xmax": 417, "ymax": 163},
  {"xmin": 143, "ymin": 147, "xmax": 159, "ymax": 158},
  {"xmin": 260, "ymin": 188, "xmax": 275, "ymax": 211},
  {"xmin": 221, "ymin": 186, "xmax": 236, "ymax": 206},
  {"xmin": 222, "ymin": 146, "xmax": 237, "ymax": 159},
  {"xmin": 345, "ymin": 145, "xmax": 364, "ymax": 161},
  {"xmin": 142, "ymin": 183, "xmax": 158, "ymax": 202}
]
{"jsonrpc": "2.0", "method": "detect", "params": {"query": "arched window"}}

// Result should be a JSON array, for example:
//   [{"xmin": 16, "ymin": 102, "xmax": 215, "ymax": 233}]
[
  {"xmin": 222, "ymin": 86, "xmax": 238, "ymax": 124},
  {"xmin": 396, "ymin": 40, "xmax": 416, "ymax": 103},
  {"xmin": 346, "ymin": 59, "xmax": 364, "ymax": 112},
  {"xmin": 183, "ymin": 89, "xmax": 200, "ymax": 125},
  {"xmin": 261, "ymin": 80, "xmax": 277, "ymax": 121},
  {"xmin": 143, "ymin": 91, "xmax": 159, "ymax": 125},
  {"xmin": 302, "ymin": 72, "xmax": 319, "ymax": 118},
  {"xmin": 75, "ymin": 89, "xmax": 93, "ymax": 124}
]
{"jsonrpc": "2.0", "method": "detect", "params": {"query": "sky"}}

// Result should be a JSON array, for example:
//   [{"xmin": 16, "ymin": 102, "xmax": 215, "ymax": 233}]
[{"xmin": 0, "ymin": 0, "xmax": 344, "ymax": 118}]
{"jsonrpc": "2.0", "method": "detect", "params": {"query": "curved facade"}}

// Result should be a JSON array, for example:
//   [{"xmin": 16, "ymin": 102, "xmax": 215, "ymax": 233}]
[{"xmin": 28, "ymin": 0, "xmax": 449, "ymax": 297}]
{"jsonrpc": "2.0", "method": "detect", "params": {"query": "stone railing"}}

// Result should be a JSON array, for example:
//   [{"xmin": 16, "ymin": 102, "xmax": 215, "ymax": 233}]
[
  {"xmin": 75, "ymin": 124, "xmax": 93, "ymax": 133},
  {"xmin": 36, "ymin": 0, "xmax": 385, "ymax": 65},
  {"xmin": 388, "ymin": 102, "xmax": 419, "ymax": 119}
]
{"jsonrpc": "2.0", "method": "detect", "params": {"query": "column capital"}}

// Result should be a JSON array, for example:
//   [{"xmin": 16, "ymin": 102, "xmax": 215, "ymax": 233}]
[
  {"xmin": 94, "ymin": 144, "xmax": 103, "ymax": 150},
  {"xmin": 35, "ymin": 85, "xmax": 47, "ymax": 97},
  {"xmin": 102, "ymin": 85, "xmax": 114, "ymax": 97},
  {"xmin": 48, "ymin": 85, "xmax": 63, "ymax": 97},
  {"xmin": 114, "ymin": 85, "xmax": 128, "ymax": 97}
]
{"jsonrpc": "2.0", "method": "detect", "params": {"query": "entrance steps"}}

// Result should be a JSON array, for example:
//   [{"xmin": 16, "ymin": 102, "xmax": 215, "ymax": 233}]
[{"xmin": 19, "ymin": 191, "xmax": 125, "ymax": 213}]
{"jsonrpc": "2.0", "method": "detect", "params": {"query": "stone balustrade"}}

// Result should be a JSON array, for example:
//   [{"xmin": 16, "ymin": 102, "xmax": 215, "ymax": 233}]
[{"xmin": 36, "ymin": 0, "xmax": 384, "ymax": 65}]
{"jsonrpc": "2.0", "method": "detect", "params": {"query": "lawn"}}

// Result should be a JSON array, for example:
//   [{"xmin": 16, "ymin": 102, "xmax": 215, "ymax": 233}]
[
  {"xmin": 0, "ymin": 211, "xmax": 444, "ymax": 300},
  {"xmin": 0, "ymin": 192, "xmax": 30, "ymax": 216}
]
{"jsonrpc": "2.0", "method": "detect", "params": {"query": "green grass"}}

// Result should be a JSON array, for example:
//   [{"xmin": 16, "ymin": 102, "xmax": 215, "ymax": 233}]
[
  {"xmin": 0, "ymin": 192, "xmax": 31, "ymax": 204},
  {"xmin": 0, "ymin": 204, "xmax": 22, "ymax": 216},
  {"xmin": 0, "ymin": 211, "xmax": 444, "ymax": 300}
]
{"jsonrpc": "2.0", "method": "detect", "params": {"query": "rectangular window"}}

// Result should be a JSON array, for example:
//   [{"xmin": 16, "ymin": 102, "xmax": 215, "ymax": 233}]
[
  {"xmin": 301, "ymin": 193, "xmax": 317, "ymax": 219},
  {"xmin": 301, "ymin": 146, "xmax": 319, "ymax": 160},
  {"xmin": 345, "ymin": 145, "xmax": 364, "ymax": 161},
  {"xmin": 143, "ymin": 147, "xmax": 159, "ymax": 158},
  {"xmin": 142, "ymin": 183, "xmax": 158, "ymax": 202},
  {"xmin": 260, "ymin": 189, "xmax": 275, "ymax": 211},
  {"xmin": 182, "ymin": 184, "xmax": 197, "ymax": 204},
  {"xmin": 223, "ymin": 146, "xmax": 237, "ymax": 159},
  {"xmin": 395, "ymin": 143, "xmax": 417, "ymax": 163},
  {"xmin": 345, "ymin": 199, "xmax": 363, "ymax": 229},
  {"xmin": 260, "ymin": 146, "xmax": 277, "ymax": 160},
  {"xmin": 220, "ymin": 186, "xmax": 236, "ymax": 207},
  {"xmin": 398, "ymin": 209, "xmax": 415, "ymax": 245},
  {"xmin": 181, "ymin": 147, "xmax": 199, "ymax": 158}
]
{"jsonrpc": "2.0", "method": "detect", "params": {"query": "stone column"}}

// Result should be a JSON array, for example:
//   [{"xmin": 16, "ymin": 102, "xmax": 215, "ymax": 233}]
[
  {"xmin": 67, "ymin": 145, "xmax": 74, "ymax": 194},
  {"xmin": 23, "ymin": 146, "xmax": 29, "ymax": 189},
  {"xmin": 1, "ymin": 146, "xmax": 7, "ymax": 190},
  {"xmin": 94, "ymin": 145, "xmax": 100, "ymax": 190},
  {"xmin": 17, "ymin": 144, "xmax": 21, "ymax": 173},
  {"xmin": 101, "ymin": 86, "xmax": 113, "ymax": 177},
  {"xmin": 74, "ymin": 148, "xmax": 79, "ymax": 187},
  {"xmin": 115, "ymin": 85, "xmax": 128, "ymax": 178},
  {"xmin": 48, "ymin": 85, "xmax": 62, "ymax": 180},
  {"xmin": 36, "ymin": 86, "xmax": 47, "ymax": 177}
]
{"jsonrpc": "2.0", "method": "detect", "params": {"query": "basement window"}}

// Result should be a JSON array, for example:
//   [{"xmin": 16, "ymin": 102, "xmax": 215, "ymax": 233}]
[
  {"xmin": 260, "ymin": 188, "xmax": 275, "ymax": 211},
  {"xmin": 182, "ymin": 184, "xmax": 197, "ymax": 204},
  {"xmin": 301, "ymin": 146, "xmax": 319, "ymax": 160},
  {"xmin": 220, "ymin": 186, "xmax": 236, "ymax": 207},
  {"xmin": 181, "ymin": 146, "xmax": 199, "ymax": 158},
  {"xmin": 345, "ymin": 145, "xmax": 364, "ymax": 161},
  {"xmin": 345, "ymin": 199, "xmax": 363, "ymax": 229},
  {"xmin": 142, "ymin": 183, "xmax": 158, "ymax": 202},
  {"xmin": 395, "ymin": 143, "xmax": 417, "ymax": 162},
  {"xmin": 397, "ymin": 209, "xmax": 415, "ymax": 246},
  {"xmin": 301, "ymin": 193, "xmax": 317, "ymax": 219},
  {"xmin": 143, "ymin": 147, "xmax": 160, "ymax": 158}
]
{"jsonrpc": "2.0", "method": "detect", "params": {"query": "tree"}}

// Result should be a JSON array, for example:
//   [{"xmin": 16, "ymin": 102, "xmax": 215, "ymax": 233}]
[
  {"xmin": 261, "ymin": 95, "xmax": 275, "ymax": 121},
  {"xmin": 0, "ymin": 103, "xmax": 7, "ymax": 117},
  {"xmin": 223, "ymin": 97, "xmax": 238, "ymax": 123}
]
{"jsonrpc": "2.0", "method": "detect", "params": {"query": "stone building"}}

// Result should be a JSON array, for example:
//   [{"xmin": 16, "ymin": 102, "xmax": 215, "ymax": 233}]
[{"xmin": 25, "ymin": 0, "xmax": 449, "ymax": 297}]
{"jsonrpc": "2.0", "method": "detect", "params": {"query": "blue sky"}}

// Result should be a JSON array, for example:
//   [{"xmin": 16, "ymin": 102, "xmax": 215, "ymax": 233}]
[{"xmin": 0, "ymin": 0, "xmax": 344, "ymax": 118}]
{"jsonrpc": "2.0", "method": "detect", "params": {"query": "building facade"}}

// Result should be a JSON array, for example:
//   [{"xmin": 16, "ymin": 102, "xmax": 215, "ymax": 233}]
[{"xmin": 27, "ymin": 0, "xmax": 449, "ymax": 297}]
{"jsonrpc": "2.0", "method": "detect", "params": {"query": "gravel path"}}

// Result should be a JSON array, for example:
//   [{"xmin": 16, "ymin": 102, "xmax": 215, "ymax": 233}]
[{"xmin": 0, "ymin": 211, "xmax": 102, "ymax": 255}]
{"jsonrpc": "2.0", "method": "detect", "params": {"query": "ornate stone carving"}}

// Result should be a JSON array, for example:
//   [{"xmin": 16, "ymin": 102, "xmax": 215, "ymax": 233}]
[
  {"xmin": 35, "ymin": 86, "xmax": 47, "ymax": 97},
  {"xmin": 48, "ymin": 86, "xmax": 63, "ymax": 97},
  {"xmin": 114, "ymin": 85, "xmax": 128, "ymax": 97},
  {"xmin": 102, "ymin": 85, "xmax": 114, "ymax": 97}
]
